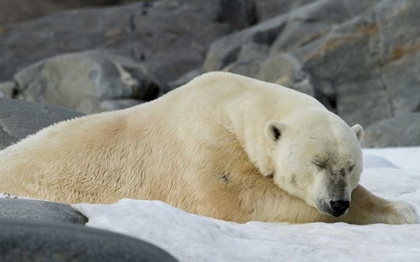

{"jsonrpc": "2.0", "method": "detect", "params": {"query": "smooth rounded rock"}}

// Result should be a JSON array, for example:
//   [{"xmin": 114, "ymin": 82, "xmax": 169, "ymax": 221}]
[
  {"xmin": 0, "ymin": 219, "xmax": 178, "ymax": 262},
  {"xmin": 0, "ymin": 98, "xmax": 83, "ymax": 150},
  {"xmin": 0, "ymin": 198, "xmax": 87, "ymax": 225},
  {"xmin": 362, "ymin": 113, "xmax": 420, "ymax": 148},
  {"xmin": 13, "ymin": 51, "xmax": 160, "ymax": 114}
]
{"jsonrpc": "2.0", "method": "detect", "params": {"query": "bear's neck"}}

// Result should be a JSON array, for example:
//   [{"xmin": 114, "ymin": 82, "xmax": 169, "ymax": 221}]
[{"xmin": 224, "ymin": 97, "xmax": 277, "ymax": 177}]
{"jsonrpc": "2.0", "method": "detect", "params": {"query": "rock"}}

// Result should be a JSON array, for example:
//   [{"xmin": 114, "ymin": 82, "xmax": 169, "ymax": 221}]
[
  {"xmin": 203, "ymin": 15, "xmax": 287, "ymax": 72},
  {"xmin": 0, "ymin": 98, "xmax": 83, "ymax": 150},
  {"xmin": 97, "ymin": 99, "xmax": 144, "ymax": 112},
  {"xmin": 287, "ymin": 13, "xmax": 385, "ymax": 124},
  {"xmin": 0, "ymin": 0, "xmax": 137, "ymax": 25},
  {"xmin": 236, "ymin": 42, "xmax": 270, "ymax": 62},
  {"xmin": 255, "ymin": 53, "xmax": 314, "ymax": 96},
  {"xmin": 223, "ymin": 60, "xmax": 261, "ymax": 77},
  {"xmin": 222, "ymin": 42, "xmax": 268, "ymax": 77},
  {"xmin": 217, "ymin": 0, "xmax": 257, "ymax": 30},
  {"xmin": 0, "ymin": 0, "xmax": 253, "ymax": 85},
  {"xmin": 254, "ymin": 0, "xmax": 319, "ymax": 22},
  {"xmin": 13, "ymin": 51, "xmax": 159, "ymax": 114},
  {"xmin": 141, "ymin": 52, "xmax": 204, "ymax": 88},
  {"xmin": 164, "ymin": 69, "xmax": 203, "ymax": 94},
  {"xmin": 0, "ymin": 81, "xmax": 15, "ymax": 98},
  {"xmin": 203, "ymin": 0, "xmax": 377, "ymax": 75},
  {"xmin": 269, "ymin": 0, "xmax": 380, "ymax": 55},
  {"xmin": 0, "ymin": 219, "xmax": 178, "ymax": 262},
  {"xmin": 205, "ymin": 0, "xmax": 420, "ymax": 127},
  {"xmin": 299, "ymin": 0, "xmax": 420, "ymax": 126},
  {"xmin": 0, "ymin": 198, "xmax": 87, "ymax": 224},
  {"xmin": 362, "ymin": 113, "xmax": 420, "ymax": 148},
  {"xmin": 118, "ymin": 0, "xmax": 142, "ymax": 3}
]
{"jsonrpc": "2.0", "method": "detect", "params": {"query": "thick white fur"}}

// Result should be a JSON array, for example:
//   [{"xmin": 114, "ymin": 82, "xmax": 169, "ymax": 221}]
[{"xmin": 0, "ymin": 72, "xmax": 417, "ymax": 224}]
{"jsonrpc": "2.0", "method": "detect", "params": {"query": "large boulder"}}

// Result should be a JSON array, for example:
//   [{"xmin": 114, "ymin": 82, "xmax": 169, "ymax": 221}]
[
  {"xmin": 0, "ymin": 98, "xmax": 83, "ymax": 150},
  {"xmin": 362, "ymin": 113, "xmax": 420, "ymax": 148},
  {"xmin": 204, "ymin": 0, "xmax": 379, "ymax": 73},
  {"xmin": 12, "ymin": 51, "xmax": 158, "ymax": 114},
  {"xmin": 0, "ymin": 198, "xmax": 87, "ymax": 225},
  {"xmin": 0, "ymin": 219, "xmax": 178, "ymax": 262},
  {"xmin": 298, "ymin": 0, "xmax": 420, "ymax": 127},
  {"xmin": 0, "ymin": 0, "xmax": 255, "ymax": 85},
  {"xmin": 204, "ymin": 0, "xmax": 420, "ymax": 128}
]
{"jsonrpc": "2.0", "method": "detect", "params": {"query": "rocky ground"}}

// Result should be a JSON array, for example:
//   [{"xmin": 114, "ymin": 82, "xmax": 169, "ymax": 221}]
[{"xmin": 0, "ymin": 0, "xmax": 419, "ymax": 147}]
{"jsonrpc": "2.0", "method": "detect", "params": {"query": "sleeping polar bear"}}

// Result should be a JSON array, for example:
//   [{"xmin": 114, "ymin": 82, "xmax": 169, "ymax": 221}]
[{"xmin": 0, "ymin": 72, "xmax": 417, "ymax": 225}]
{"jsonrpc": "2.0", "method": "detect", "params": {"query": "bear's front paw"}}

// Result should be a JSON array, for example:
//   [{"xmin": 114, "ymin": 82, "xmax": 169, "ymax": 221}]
[{"xmin": 388, "ymin": 201, "xmax": 419, "ymax": 224}]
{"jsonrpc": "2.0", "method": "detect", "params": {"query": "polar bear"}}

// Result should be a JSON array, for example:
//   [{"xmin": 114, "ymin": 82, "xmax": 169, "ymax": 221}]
[{"xmin": 0, "ymin": 72, "xmax": 417, "ymax": 225}]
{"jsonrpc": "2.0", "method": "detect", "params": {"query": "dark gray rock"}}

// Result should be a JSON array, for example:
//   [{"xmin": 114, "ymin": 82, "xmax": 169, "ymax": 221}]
[
  {"xmin": 298, "ymin": 0, "xmax": 420, "ymax": 126},
  {"xmin": 204, "ymin": 0, "xmax": 420, "ymax": 128},
  {"xmin": 0, "ymin": 82, "xmax": 15, "ymax": 98},
  {"xmin": 223, "ymin": 43, "xmax": 268, "ymax": 77},
  {"xmin": 236, "ymin": 42, "xmax": 269, "ymax": 62},
  {"xmin": 164, "ymin": 68, "xmax": 203, "ymax": 94},
  {"xmin": 98, "ymin": 99, "xmax": 144, "ymax": 112},
  {"xmin": 255, "ymin": 53, "xmax": 314, "ymax": 96},
  {"xmin": 0, "ymin": 0, "xmax": 253, "ymax": 85},
  {"xmin": 223, "ymin": 60, "xmax": 261, "ymax": 77},
  {"xmin": 362, "ymin": 113, "xmax": 420, "ymax": 148},
  {"xmin": 203, "ymin": 0, "xmax": 379, "ymax": 74},
  {"xmin": 0, "ymin": 0, "xmax": 133, "ymax": 25},
  {"xmin": 217, "ymin": 0, "xmax": 257, "ymax": 30},
  {"xmin": 130, "ymin": 0, "xmax": 256, "ymax": 85},
  {"xmin": 0, "ymin": 219, "xmax": 178, "ymax": 262},
  {"xmin": 203, "ymin": 15, "xmax": 287, "ymax": 72},
  {"xmin": 13, "ymin": 51, "xmax": 158, "ymax": 114},
  {"xmin": 0, "ymin": 98, "xmax": 83, "ymax": 150},
  {"xmin": 254, "ymin": 0, "xmax": 319, "ymax": 22},
  {"xmin": 204, "ymin": 0, "xmax": 370, "ymax": 99},
  {"xmin": 268, "ymin": 0, "xmax": 378, "ymax": 55},
  {"xmin": 0, "ymin": 198, "xmax": 87, "ymax": 224}
]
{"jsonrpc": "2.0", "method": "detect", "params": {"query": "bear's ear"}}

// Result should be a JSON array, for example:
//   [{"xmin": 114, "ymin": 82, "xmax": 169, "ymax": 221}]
[
  {"xmin": 351, "ymin": 124, "xmax": 364, "ymax": 143},
  {"xmin": 264, "ymin": 120, "xmax": 287, "ymax": 142}
]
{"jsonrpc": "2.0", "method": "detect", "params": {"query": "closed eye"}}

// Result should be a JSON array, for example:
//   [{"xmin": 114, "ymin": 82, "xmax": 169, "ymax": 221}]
[
  {"xmin": 313, "ymin": 160, "xmax": 327, "ymax": 170},
  {"xmin": 349, "ymin": 165, "xmax": 355, "ymax": 173}
]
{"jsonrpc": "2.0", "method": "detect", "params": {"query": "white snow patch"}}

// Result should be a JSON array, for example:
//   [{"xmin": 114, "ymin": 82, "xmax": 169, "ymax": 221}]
[{"xmin": 363, "ymin": 147, "xmax": 420, "ymax": 170}]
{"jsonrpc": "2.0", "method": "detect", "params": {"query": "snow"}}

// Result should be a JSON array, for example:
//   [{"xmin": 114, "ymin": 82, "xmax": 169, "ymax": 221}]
[
  {"xmin": 70, "ymin": 147, "xmax": 419, "ymax": 262},
  {"xmin": 363, "ymin": 147, "xmax": 420, "ymax": 171}
]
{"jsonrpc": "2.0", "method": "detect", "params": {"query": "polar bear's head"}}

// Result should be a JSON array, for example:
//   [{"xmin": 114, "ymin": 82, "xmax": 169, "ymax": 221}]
[{"xmin": 264, "ymin": 109, "xmax": 364, "ymax": 217}]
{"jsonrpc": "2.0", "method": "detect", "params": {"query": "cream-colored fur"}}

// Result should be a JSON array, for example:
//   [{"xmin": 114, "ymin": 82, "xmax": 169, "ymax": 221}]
[{"xmin": 0, "ymin": 72, "xmax": 417, "ymax": 225}]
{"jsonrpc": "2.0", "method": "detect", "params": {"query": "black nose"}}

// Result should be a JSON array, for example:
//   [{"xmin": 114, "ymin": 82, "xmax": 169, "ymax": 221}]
[{"xmin": 330, "ymin": 200, "xmax": 350, "ymax": 213}]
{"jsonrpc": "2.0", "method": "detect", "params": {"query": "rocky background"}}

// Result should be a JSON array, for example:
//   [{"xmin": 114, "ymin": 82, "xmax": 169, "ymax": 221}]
[{"xmin": 0, "ymin": 0, "xmax": 419, "ymax": 147}]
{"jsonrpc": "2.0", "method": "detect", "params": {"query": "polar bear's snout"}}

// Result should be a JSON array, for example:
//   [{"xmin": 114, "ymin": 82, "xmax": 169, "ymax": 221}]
[
  {"xmin": 317, "ymin": 198, "xmax": 351, "ymax": 217},
  {"xmin": 329, "ymin": 200, "xmax": 350, "ymax": 216},
  {"xmin": 312, "ymin": 170, "xmax": 353, "ymax": 217}
]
